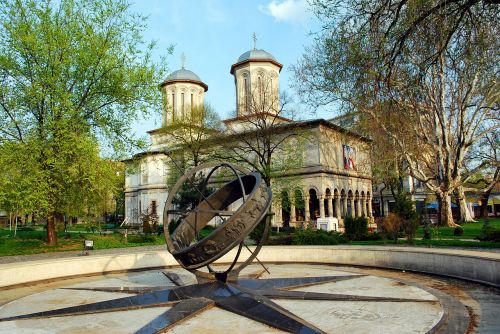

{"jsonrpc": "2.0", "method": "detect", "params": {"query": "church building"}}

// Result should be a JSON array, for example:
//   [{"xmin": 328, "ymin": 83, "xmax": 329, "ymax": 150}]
[{"xmin": 124, "ymin": 45, "xmax": 374, "ymax": 231}]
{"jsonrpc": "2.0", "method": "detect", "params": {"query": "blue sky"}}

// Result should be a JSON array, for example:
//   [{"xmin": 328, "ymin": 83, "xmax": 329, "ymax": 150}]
[{"xmin": 130, "ymin": 0, "xmax": 325, "ymax": 136}]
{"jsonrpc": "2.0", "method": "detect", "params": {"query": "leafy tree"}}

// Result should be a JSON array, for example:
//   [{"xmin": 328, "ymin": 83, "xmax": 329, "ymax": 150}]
[
  {"xmin": 160, "ymin": 104, "xmax": 222, "ymax": 169},
  {"xmin": 294, "ymin": 0, "xmax": 499, "ymax": 226},
  {"xmin": 0, "ymin": 0, "xmax": 167, "ymax": 244}
]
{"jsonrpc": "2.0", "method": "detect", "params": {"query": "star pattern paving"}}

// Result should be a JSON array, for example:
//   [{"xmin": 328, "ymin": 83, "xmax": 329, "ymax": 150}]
[{"xmin": 0, "ymin": 273, "xmax": 436, "ymax": 334}]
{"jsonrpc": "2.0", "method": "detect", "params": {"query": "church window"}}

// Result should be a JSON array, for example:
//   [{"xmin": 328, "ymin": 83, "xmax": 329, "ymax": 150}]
[
  {"xmin": 191, "ymin": 93, "xmax": 194, "ymax": 112},
  {"xmin": 181, "ymin": 93, "xmax": 185, "ymax": 119},
  {"xmin": 151, "ymin": 200, "xmax": 157, "ymax": 214},
  {"xmin": 171, "ymin": 93, "xmax": 175, "ymax": 123},
  {"xmin": 244, "ymin": 77, "xmax": 249, "ymax": 113}
]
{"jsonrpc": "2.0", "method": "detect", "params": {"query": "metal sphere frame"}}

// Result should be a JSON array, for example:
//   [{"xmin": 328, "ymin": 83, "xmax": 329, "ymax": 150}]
[{"xmin": 163, "ymin": 162, "xmax": 272, "ymax": 282}]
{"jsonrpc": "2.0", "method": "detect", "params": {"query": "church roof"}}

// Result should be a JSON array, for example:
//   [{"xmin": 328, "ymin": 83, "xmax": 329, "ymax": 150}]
[
  {"xmin": 230, "ymin": 49, "xmax": 283, "ymax": 74},
  {"xmin": 161, "ymin": 68, "xmax": 208, "ymax": 91}
]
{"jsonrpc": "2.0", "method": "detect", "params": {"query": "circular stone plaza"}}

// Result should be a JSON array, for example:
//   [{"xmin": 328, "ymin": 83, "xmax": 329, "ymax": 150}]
[{"xmin": 0, "ymin": 245, "xmax": 499, "ymax": 333}]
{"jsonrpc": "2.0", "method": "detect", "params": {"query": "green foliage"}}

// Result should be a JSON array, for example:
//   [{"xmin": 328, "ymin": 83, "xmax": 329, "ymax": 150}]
[
  {"xmin": 454, "ymin": 226, "xmax": 464, "ymax": 236},
  {"xmin": 127, "ymin": 234, "xmax": 157, "ymax": 243},
  {"xmin": 0, "ymin": 0, "xmax": 168, "ymax": 243},
  {"xmin": 478, "ymin": 221, "xmax": 500, "ymax": 242},
  {"xmin": 291, "ymin": 229, "xmax": 346, "ymax": 245},
  {"xmin": 393, "ymin": 193, "xmax": 419, "ymax": 242},
  {"xmin": 344, "ymin": 216, "xmax": 368, "ymax": 241},
  {"xmin": 422, "ymin": 220, "xmax": 432, "ymax": 240},
  {"xmin": 380, "ymin": 213, "xmax": 401, "ymax": 243},
  {"xmin": 249, "ymin": 218, "xmax": 270, "ymax": 245}
]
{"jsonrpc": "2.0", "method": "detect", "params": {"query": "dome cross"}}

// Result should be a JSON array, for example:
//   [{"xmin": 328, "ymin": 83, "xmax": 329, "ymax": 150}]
[{"xmin": 181, "ymin": 52, "xmax": 186, "ymax": 69}]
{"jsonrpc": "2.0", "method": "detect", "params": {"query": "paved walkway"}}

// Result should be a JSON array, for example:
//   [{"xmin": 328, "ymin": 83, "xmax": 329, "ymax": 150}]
[{"xmin": 0, "ymin": 245, "xmax": 168, "ymax": 265}]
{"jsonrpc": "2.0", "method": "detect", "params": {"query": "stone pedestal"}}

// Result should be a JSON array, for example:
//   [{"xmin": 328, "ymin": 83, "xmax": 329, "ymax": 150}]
[{"xmin": 316, "ymin": 217, "xmax": 339, "ymax": 232}]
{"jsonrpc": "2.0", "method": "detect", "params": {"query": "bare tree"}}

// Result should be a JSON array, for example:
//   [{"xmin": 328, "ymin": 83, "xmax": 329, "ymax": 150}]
[
  {"xmin": 216, "ymin": 77, "xmax": 309, "ymax": 190},
  {"xmin": 294, "ymin": 0, "xmax": 499, "ymax": 226}
]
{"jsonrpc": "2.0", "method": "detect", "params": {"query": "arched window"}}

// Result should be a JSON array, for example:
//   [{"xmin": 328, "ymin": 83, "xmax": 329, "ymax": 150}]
[
  {"xmin": 244, "ymin": 77, "xmax": 249, "ymax": 114},
  {"xmin": 181, "ymin": 93, "xmax": 185, "ymax": 119},
  {"xmin": 191, "ymin": 93, "xmax": 194, "ymax": 112},
  {"xmin": 171, "ymin": 93, "xmax": 175, "ymax": 123}
]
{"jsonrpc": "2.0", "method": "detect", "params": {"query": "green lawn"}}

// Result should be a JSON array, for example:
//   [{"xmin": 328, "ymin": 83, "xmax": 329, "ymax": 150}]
[
  {"xmin": 416, "ymin": 217, "xmax": 500, "ymax": 240},
  {"xmin": 0, "ymin": 228, "xmax": 166, "ymax": 257}
]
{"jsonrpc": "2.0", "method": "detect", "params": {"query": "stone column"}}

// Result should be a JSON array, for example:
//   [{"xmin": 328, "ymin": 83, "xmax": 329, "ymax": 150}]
[
  {"xmin": 368, "ymin": 197, "xmax": 373, "ymax": 217},
  {"xmin": 343, "ymin": 196, "xmax": 348, "ymax": 218},
  {"xmin": 355, "ymin": 197, "xmax": 361, "ymax": 217},
  {"xmin": 335, "ymin": 195, "xmax": 341, "ymax": 218},
  {"xmin": 271, "ymin": 202, "xmax": 280, "ymax": 226},
  {"xmin": 290, "ymin": 199, "xmax": 296, "ymax": 224},
  {"xmin": 327, "ymin": 196, "xmax": 334, "ymax": 218},
  {"xmin": 361, "ymin": 197, "xmax": 366, "ymax": 217},
  {"xmin": 304, "ymin": 195, "xmax": 310, "ymax": 222},
  {"xmin": 277, "ymin": 205, "xmax": 282, "ymax": 231},
  {"xmin": 319, "ymin": 195, "xmax": 325, "ymax": 218}
]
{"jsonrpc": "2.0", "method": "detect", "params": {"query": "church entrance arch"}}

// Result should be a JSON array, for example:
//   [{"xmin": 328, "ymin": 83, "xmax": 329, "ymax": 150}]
[
  {"xmin": 309, "ymin": 189, "xmax": 319, "ymax": 221},
  {"xmin": 281, "ymin": 190, "xmax": 291, "ymax": 228},
  {"xmin": 347, "ymin": 190, "xmax": 354, "ymax": 217},
  {"xmin": 294, "ymin": 189, "xmax": 305, "ymax": 222},
  {"xmin": 325, "ymin": 188, "xmax": 331, "ymax": 217}
]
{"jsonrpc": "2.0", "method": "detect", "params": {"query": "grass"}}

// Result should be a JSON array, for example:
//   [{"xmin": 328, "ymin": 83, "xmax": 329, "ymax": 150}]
[
  {"xmin": 415, "ymin": 217, "xmax": 500, "ymax": 240},
  {"xmin": 0, "ymin": 227, "xmax": 165, "ymax": 257}
]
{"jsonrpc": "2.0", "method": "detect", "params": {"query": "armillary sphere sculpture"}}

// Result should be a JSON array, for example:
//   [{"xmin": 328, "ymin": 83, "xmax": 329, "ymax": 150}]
[
  {"xmin": 0, "ymin": 162, "xmax": 433, "ymax": 334},
  {"xmin": 164, "ymin": 162, "xmax": 272, "ymax": 283}
]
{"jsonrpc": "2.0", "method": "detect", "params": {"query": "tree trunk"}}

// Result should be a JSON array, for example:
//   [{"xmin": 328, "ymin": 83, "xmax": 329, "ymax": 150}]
[
  {"xmin": 437, "ymin": 193, "xmax": 443, "ymax": 226},
  {"xmin": 14, "ymin": 212, "xmax": 18, "ymax": 237},
  {"xmin": 479, "ymin": 189, "xmax": 492, "ymax": 218},
  {"xmin": 456, "ymin": 186, "xmax": 475, "ymax": 223},
  {"xmin": 47, "ymin": 212, "xmax": 57, "ymax": 245},
  {"xmin": 439, "ymin": 192, "xmax": 458, "ymax": 227}
]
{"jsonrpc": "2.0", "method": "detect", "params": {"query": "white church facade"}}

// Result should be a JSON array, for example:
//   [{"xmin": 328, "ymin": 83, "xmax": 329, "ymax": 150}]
[{"xmin": 124, "ymin": 46, "xmax": 374, "ymax": 231}]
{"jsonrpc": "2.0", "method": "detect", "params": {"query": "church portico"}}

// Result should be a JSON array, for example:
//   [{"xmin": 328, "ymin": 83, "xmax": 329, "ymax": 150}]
[{"xmin": 272, "ymin": 170, "xmax": 373, "ymax": 231}]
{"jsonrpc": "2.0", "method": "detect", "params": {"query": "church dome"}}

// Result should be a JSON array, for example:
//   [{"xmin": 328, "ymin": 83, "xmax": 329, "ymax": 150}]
[
  {"xmin": 236, "ymin": 49, "xmax": 277, "ymax": 63},
  {"xmin": 230, "ymin": 48, "xmax": 282, "ymax": 75},
  {"xmin": 166, "ymin": 68, "xmax": 202, "ymax": 81},
  {"xmin": 161, "ymin": 68, "xmax": 208, "ymax": 91}
]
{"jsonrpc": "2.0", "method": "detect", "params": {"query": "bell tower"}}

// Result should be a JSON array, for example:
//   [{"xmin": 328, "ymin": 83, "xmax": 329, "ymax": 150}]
[{"xmin": 230, "ymin": 35, "xmax": 282, "ymax": 117}]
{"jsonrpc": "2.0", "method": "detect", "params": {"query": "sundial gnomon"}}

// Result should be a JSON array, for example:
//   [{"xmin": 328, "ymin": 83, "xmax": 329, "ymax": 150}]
[{"xmin": 0, "ymin": 162, "xmax": 435, "ymax": 334}]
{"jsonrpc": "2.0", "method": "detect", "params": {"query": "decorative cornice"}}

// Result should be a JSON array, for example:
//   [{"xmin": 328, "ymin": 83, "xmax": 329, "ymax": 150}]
[
  {"xmin": 230, "ymin": 59, "xmax": 283, "ymax": 75},
  {"xmin": 160, "ymin": 79, "xmax": 208, "ymax": 92},
  {"xmin": 223, "ymin": 112, "xmax": 292, "ymax": 124}
]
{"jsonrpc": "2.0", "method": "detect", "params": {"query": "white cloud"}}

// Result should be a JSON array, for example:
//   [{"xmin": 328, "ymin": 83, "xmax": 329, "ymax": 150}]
[{"xmin": 260, "ymin": 0, "xmax": 311, "ymax": 23}]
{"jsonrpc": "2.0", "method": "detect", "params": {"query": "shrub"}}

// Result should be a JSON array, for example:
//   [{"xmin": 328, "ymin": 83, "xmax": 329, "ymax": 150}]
[
  {"xmin": 344, "ymin": 216, "xmax": 368, "ymax": 241},
  {"xmin": 478, "ymin": 222, "xmax": 500, "ymax": 242},
  {"xmin": 454, "ymin": 226, "xmax": 464, "ymax": 236},
  {"xmin": 422, "ymin": 220, "xmax": 432, "ymax": 240},
  {"xmin": 402, "ymin": 217, "xmax": 418, "ymax": 243},
  {"xmin": 292, "ymin": 229, "xmax": 346, "ymax": 245},
  {"xmin": 128, "ymin": 234, "xmax": 157, "ymax": 243},
  {"xmin": 363, "ymin": 232, "xmax": 383, "ymax": 241},
  {"xmin": 393, "ymin": 192, "xmax": 418, "ymax": 242},
  {"xmin": 380, "ymin": 213, "xmax": 401, "ymax": 243},
  {"xmin": 266, "ymin": 235, "xmax": 293, "ymax": 245},
  {"xmin": 249, "ymin": 219, "xmax": 271, "ymax": 244}
]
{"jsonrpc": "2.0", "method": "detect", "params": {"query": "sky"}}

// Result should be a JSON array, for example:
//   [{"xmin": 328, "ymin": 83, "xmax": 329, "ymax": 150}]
[{"xmin": 130, "ymin": 0, "xmax": 326, "ymax": 137}]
